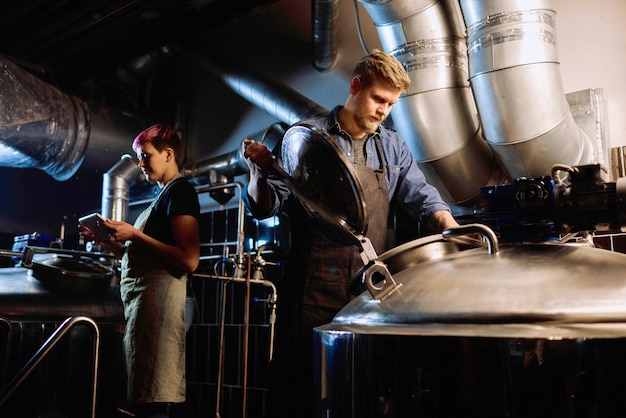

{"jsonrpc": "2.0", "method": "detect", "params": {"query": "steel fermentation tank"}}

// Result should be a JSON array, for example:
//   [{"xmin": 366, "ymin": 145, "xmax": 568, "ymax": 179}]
[{"xmin": 315, "ymin": 232, "xmax": 626, "ymax": 417}]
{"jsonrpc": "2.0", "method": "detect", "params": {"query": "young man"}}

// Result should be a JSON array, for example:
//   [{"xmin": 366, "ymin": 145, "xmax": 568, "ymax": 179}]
[{"xmin": 243, "ymin": 50, "xmax": 458, "ymax": 418}]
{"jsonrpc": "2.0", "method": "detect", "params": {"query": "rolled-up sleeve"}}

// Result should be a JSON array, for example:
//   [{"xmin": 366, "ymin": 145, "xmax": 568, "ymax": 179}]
[
  {"xmin": 242, "ymin": 141, "xmax": 292, "ymax": 219},
  {"xmin": 243, "ymin": 174, "xmax": 290, "ymax": 219},
  {"xmin": 380, "ymin": 131, "xmax": 451, "ymax": 223}
]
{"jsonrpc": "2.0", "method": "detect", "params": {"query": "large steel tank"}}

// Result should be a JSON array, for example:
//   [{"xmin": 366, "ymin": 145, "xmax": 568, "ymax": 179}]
[
  {"xmin": 314, "ymin": 226, "xmax": 626, "ymax": 417},
  {"xmin": 272, "ymin": 124, "xmax": 626, "ymax": 417}
]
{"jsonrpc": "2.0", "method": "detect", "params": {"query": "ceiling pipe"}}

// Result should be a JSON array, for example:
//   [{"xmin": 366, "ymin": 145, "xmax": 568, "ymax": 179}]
[
  {"xmin": 312, "ymin": 0, "xmax": 340, "ymax": 72},
  {"xmin": 101, "ymin": 154, "xmax": 143, "ymax": 222},
  {"xmin": 358, "ymin": 0, "xmax": 508, "ymax": 206},
  {"xmin": 460, "ymin": 0, "xmax": 595, "ymax": 178},
  {"xmin": 0, "ymin": 55, "xmax": 147, "ymax": 181},
  {"xmin": 181, "ymin": 122, "xmax": 288, "ymax": 205},
  {"xmin": 172, "ymin": 43, "xmax": 328, "ymax": 126},
  {"xmin": 0, "ymin": 56, "xmax": 89, "ymax": 181}
]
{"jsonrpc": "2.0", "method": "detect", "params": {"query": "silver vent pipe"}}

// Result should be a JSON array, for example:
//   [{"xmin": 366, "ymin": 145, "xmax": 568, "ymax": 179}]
[
  {"xmin": 459, "ymin": 0, "xmax": 595, "ymax": 178},
  {"xmin": 181, "ymin": 123, "xmax": 288, "ymax": 205},
  {"xmin": 101, "ymin": 154, "xmax": 143, "ymax": 222},
  {"xmin": 358, "ymin": 0, "xmax": 508, "ymax": 205},
  {"xmin": 312, "ymin": 0, "xmax": 340, "ymax": 72},
  {"xmin": 0, "ymin": 56, "xmax": 89, "ymax": 181},
  {"xmin": 172, "ymin": 43, "xmax": 331, "ymax": 204},
  {"xmin": 182, "ymin": 122, "xmax": 287, "ymax": 181},
  {"xmin": 0, "ymin": 56, "xmax": 146, "ymax": 181},
  {"xmin": 173, "ymin": 44, "xmax": 328, "ymax": 126}
]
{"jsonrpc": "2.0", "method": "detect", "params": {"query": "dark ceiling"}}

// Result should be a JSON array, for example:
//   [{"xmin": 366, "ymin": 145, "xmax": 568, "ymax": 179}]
[
  {"xmin": 1, "ymin": 0, "xmax": 278, "ymax": 92},
  {"xmin": 0, "ymin": 0, "xmax": 287, "ymax": 239}
]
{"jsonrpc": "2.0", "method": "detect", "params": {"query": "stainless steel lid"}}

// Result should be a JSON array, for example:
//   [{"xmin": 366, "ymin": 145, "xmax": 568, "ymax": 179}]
[
  {"xmin": 30, "ymin": 253, "xmax": 114, "ymax": 294},
  {"xmin": 281, "ymin": 123, "xmax": 367, "ymax": 239},
  {"xmin": 327, "ymin": 239, "xmax": 626, "ymax": 339}
]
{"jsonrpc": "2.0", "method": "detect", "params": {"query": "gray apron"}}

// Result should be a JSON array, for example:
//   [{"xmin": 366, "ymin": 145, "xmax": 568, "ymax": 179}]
[{"xmin": 120, "ymin": 173, "xmax": 187, "ymax": 405}]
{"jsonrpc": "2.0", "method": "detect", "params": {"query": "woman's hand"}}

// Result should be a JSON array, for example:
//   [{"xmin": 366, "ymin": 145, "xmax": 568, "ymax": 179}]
[
  {"xmin": 102, "ymin": 219, "xmax": 137, "ymax": 242},
  {"xmin": 78, "ymin": 220, "xmax": 127, "ymax": 258}
]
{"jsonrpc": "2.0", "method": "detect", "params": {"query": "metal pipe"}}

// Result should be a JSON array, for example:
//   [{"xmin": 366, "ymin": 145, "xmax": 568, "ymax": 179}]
[
  {"xmin": 459, "ymin": 0, "xmax": 595, "ymax": 178},
  {"xmin": 182, "ymin": 123, "xmax": 287, "ymax": 181},
  {"xmin": 0, "ymin": 55, "xmax": 146, "ymax": 181},
  {"xmin": 358, "ymin": 0, "xmax": 508, "ymax": 204},
  {"xmin": 312, "ymin": 0, "xmax": 340, "ymax": 72},
  {"xmin": 0, "ymin": 56, "xmax": 89, "ymax": 181},
  {"xmin": 101, "ymin": 154, "xmax": 143, "ymax": 221},
  {"xmin": 172, "ymin": 43, "xmax": 328, "ymax": 126}
]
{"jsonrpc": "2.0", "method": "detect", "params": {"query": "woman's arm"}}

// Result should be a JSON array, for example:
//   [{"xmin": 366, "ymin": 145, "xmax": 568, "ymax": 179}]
[{"xmin": 103, "ymin": 215, "xmax": 200, "ymax": 273}]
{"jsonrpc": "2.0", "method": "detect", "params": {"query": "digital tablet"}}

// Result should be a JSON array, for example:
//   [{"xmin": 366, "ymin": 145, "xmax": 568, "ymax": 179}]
[{"xmin": 78, "ymin": 213, "xmax": 114, "ymax": 241}]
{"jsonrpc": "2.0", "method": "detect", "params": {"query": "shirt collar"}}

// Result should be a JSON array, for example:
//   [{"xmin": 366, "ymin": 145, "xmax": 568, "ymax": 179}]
[{"xmin": 327, "ymin": 105, "xmax": 381, "ymax": 140}]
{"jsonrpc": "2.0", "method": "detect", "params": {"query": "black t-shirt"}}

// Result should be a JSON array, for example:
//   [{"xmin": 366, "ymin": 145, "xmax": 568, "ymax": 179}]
[{"xmin": 143, "ymin": 178, "xmax": 200, "ymax": 245}]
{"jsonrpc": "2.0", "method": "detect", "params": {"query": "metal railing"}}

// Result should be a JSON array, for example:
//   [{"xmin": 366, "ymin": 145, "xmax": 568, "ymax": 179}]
[{"xmin": 0, "ymin": 316, "xmax": 101, "ymax": 418}]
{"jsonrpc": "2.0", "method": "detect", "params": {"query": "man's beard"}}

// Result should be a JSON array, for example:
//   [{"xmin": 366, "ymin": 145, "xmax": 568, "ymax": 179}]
[{"xmin": 355, "ymin": 112, "xmax": 382, "ymax": 134}]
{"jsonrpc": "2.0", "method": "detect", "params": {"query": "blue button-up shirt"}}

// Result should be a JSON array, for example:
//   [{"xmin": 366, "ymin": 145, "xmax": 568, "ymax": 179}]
[{"xmin": 244, "ymin": 106, "xmax": 451, "ymax": 226}]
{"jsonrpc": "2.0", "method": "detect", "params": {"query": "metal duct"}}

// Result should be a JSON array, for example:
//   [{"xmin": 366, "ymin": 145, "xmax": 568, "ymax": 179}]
[
  {"xmin": 182, "ymin": 122, "xmax": 287, "ymax": 181},
  {"xmin": 101, "ymin": 154, "xmax": 143, "ymax": 222},
  {"xmin": 0, "ymin": 57, "xmax": 89, "ymax": 181},
  {"xmin": 173, "ymin": 44, "xmax": 328, "ymax": 126},
  {"xmin": 459, "ymin": 0, "xmax": 595, "ymax": 178},
  {"xmin": 0, "ymin": 56, "xmax": 147, "ymax": 181},
  {"xmin": 312, "ymin": 0, "xmax": 339, "ymax": 72},
  {"xmin": 181, "ymin": 123, "xmax": 287, "ymax": 205},
  {"xmin": 359, "ymin": 0, "xmax": 508, "ymax": 205}
]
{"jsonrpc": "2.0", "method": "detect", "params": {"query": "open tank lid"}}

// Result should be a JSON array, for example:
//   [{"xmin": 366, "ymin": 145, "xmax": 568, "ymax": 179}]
[
  {"xmin": 281, "ymin": 123, "xmax": 367, "ymax": 239},
  {"xmin": 322, "ymin": 240, "xmax": 626, "ymax": 339}
]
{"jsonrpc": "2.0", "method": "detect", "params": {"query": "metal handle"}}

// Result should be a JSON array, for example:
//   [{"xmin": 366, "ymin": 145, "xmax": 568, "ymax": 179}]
[
  {"xmin": 362, "ymin": 260, "xmax": 402, "ymax": 301},
  {"xmin": 442, "ymin": 223, "xmax": 500, "ymax": 254}
]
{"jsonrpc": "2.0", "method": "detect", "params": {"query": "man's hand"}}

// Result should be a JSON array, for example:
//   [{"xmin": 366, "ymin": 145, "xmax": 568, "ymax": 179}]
[
  {"xmin": 242, "ymin": 139, "xmax": 274, "ymax": 213},
  {"xmin": 243, "ymin": 139, "xmax": 273, "ymax": 179}
]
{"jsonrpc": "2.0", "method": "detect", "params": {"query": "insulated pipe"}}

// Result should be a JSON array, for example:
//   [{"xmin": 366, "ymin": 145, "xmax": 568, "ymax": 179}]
[
  {"xmin": 173, "ymin": 44, "xmax": 328, "ymax": 126},
  {"xmin": 181, "ymin": 123, "xmax": 287, "ymax": 205},
  {"xmin": 101, "ymin": 154, "xmax": 143, "ymax": 222},
  {"xmin": 0, "ymin": 56, "xmax": 89, "ymax": 181},
  {"xmin": 459, "ymin": 0, "xmax": 595, "ymax": 178},
  {"xmin": 0, "ymin": 55, "xmax": 147, "ymax": 181},
  {"xmin": 312, "ymin": 0, "xmax": 340, "ymax": 72},
  {"xmin": 358, "ymin": 0, "xmax": 508, "ymax": 204}
]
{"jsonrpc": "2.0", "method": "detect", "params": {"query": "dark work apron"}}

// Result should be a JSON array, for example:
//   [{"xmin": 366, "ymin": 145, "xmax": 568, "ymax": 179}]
[
  {"xmin": 269, "ymin": 136, "xmax": 390, "ymax": 418},
  {"xmin": 285, "ymin": 135, "xmax": 389, "ymax": 341}
]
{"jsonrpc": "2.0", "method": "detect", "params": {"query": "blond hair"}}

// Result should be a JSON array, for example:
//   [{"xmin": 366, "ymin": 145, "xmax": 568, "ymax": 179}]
[{"xmin": 352, "ymin": 49, "xmax": 411, "ymax": 93}]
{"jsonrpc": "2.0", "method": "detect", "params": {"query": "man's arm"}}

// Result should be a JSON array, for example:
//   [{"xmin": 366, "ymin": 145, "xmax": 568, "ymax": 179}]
[{"xmin": 426, "ymin": 210, "xmax": 459, "ymax": 233}]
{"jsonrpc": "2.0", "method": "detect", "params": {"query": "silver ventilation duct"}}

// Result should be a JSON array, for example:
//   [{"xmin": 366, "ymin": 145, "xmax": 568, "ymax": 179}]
[
  {"xmin": 181, "ymin": 123, "xmax": 288, "ymax": 205},
  {"xmin": 173, "ymin": 44, "xmax": 328, "ymax": 126},
  {"xmin": 101, "ymin": 154, "xmax": 143, "ymax": 222},
  {"xmin": 312, "ymin": 0, "xmax": 340, "ymax": 72},
  {"xmin": 0, "ymin": 56, "xmax": 89, "ymax": 181},
  {"xmin": 359, "ymin": 0, "xmax": 508, "ymax": 204},
  {"xmin": 0, "ymin": 56, "xmax": 147, "ymax": 181},
  {"xmin": 358, "ymin": 0, "xmax": 596, "ymax": 202},
  {"xmin": 459, "ymin": 0, "xmax": 595, "ymax": 178}
]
